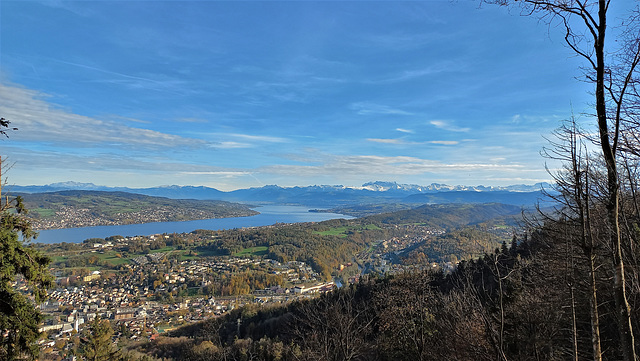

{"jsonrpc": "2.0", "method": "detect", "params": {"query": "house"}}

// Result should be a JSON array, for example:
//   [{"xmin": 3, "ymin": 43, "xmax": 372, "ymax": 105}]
[{"xmin": 114, "ymin": 308, "xmax": 136, "ymax": 320}]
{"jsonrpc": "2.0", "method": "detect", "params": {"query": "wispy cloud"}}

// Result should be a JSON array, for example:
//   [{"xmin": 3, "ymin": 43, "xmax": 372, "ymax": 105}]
[
  {"xmin": 179, "ymin": 171, "xmax": 250, "ymax": 177},
  {"xmin": 350, "ymin": 102, "xmax": 412, "ymax": 116},
  {"xmin": 52, "ymin": 58, "xmax": 153, "ymax": 82},
  {"xmin": 226, "ymin": 133, "xmax": 288, "ymax": 143},
  {"xmin": 429, "ymin": 120, "xmax": 470, "ymax": 132},
  {"xmin": 39, "ymin": 1, "xmax": 95, "ymax": 17},
  {"xmin": 429, "ymin": 140, "xmax": 459, "ymax": 145},
  {"xmin": 210, "ymin": 141, "xmax": 251, "ymax": 149},
  {"xmin": 507, "ymin": 113, "xmax": 559, "ymax": 125},
  {"xmin": 367, "ymin": 138, "xmax": 413, "ymax": 145},
  {"xmin": 107, "ymin": 115, "xmax": 152, "ymax": 124},
  {"xmin": 367, "ymin": 138, "xmax": 458, "ymax": 145},
  {"xmin": 0, "ymin": 82, "xmax": 205, "ymax": 149},
  {"xmin": 46, "ymin": 57, "xmax": 191, "ymax": 94},
  {"xmin": 176, "ymin": 117, "xmax": 209, "ymax": 123},
  {"xmin": 485, "ymin": 176, "xmax": 552, "ymax": 183},
  {"xmin": 199, "ymin": 133, "xmax": 289, "ymax": 149},
  {"xmin": 367, "ymin": 61, "xmax": 464, "ymax": 84},
  {"xmin": 261, "ymin": 154, "xmax": 524, "ymax": 177},
  {"xmin": 396, "ymin": 128, "xmax": 414, "ymax": 134},
  {"xmin": 2, "ymin": 146, "xmax": 234, "ymax": 174}
]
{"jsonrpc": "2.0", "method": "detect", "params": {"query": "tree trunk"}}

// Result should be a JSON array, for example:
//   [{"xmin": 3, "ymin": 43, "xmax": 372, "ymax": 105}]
[
  {"xmin": 594, "ymin": 1, "xmax": 636, "ymax": 359},
  {"xmin": 588, "ymin": 252, "xmax": 602, "ymax": 361},
  {"xmin": 583, "ymin": 166, "xmax": 602, "ymax": 361}
]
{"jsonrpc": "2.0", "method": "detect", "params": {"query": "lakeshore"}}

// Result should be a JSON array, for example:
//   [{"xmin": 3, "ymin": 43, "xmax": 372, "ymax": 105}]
[{"xmin": 35, "ymin": 205, "xmax": 353, "ymax": 244}]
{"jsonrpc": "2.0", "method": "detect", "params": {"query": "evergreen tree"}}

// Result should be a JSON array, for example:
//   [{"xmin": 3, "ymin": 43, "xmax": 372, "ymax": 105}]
[
  {"xmin": 0, "ymin": 117, "xmax": 54, "ymax": 360},
  {"xmin": 79, "ymin": 316, "xmax": 118, "ymax": 361}
]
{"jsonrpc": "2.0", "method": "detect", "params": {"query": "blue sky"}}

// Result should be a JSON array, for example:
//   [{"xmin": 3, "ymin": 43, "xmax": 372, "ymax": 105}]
[{"xmin": 0, "ymin": 1, "xmax": 602, "ymax": 190}]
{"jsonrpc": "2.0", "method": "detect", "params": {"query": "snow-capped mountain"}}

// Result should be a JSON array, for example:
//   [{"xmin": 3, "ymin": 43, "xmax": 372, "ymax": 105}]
[
  {"xmin": 360, "ymin": 181, "xmax": 548, "ymax": 193},
  {"xmin": 9, "ymin": 180, "xmax": 550, "ymax": 207}
]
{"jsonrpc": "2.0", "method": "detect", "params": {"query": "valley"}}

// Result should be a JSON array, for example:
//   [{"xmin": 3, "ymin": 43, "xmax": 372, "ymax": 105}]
[{"xmin": 30, "ymin": 202, "xmax": 519, "ymax": 360}]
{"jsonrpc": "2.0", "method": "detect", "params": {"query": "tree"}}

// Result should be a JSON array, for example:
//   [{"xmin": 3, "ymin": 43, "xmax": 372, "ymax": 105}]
[
  {"xmin": 542, "ymin": 118, "xmax": 603, "ymax": 361},
  {"xmin": 291, "ymin": 285, "xmax": 376, "ymax": 361},
  {"xmin": 488, "ymin": 2, "xmax": 640, "ymax": 360},
  {"xmin": 0, "ymin": 118, "xmax": 53, "ymax": 360},
  {"xmin": 0, "ymin": 118, "xmax": 18, "ymax": 138},
  {"xmin": 374, "ymin": 272, "xmax": 437, "ymax": 361},
  {"xmin": 79, "ymin": 316, "xmax": 118, "ymax": 361}
]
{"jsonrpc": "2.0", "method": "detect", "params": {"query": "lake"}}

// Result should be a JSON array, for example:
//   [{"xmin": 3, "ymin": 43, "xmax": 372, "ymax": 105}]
[{"xmin": 34, "ymin": 205, "xmax": 353, "ymax": 244}]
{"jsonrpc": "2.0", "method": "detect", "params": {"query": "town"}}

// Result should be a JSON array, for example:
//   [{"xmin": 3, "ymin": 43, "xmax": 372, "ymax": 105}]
[
  {"xmin": 29, "ymin": 218, "xmax": 471, "ymax": 360},
  {"xmin": 30, "ymin": 205, "xmax": 256, "ymax": 230}
]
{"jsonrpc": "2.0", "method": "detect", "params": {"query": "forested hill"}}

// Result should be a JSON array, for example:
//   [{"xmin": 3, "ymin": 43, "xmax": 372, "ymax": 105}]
[
  {"xmin": 401, "ymin": 190, "xmax": 543, "ymax": 206},
  {"xmin": 364, "ymin": 203, "xmax": 522, "ymax": 230},
  {"xmin": 16, "ymin": 190, "xmax": 258, "ymax": 230},
  {"xmin": 139, "ymin": 223, "xmax": 634, "ymax": 361},
  {"xmin": 137, "ymin": 231, "xmax": 572, "ymax": 360},
  {"xmin": 189, "ymin": 203, "xmax": 521, "ymax": 280}
]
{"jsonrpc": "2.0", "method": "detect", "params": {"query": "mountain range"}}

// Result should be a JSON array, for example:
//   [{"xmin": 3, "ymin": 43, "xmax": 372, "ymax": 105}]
[{"xmin": 6, "ymin": 181, "xmax": 551, "ymax": 207}]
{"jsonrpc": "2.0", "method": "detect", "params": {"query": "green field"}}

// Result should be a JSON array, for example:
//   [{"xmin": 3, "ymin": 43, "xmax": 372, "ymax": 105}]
[
  {"xmin": 316, "ymin": 226, "xmax": 350, "ymax": 237},
  {"xmin": 315, "ymin": 224, "xmax": 382, "ymax": 237},
  {"xmin": 233, "ymin": 246, "xmax": 268, "ymax": 257},
  {"xmin": 51, "ymin": 255, "xmax": 68, "ymax": 264},
  {"xmin": 150, "ymin": 246, "xmax": 175, "ymax": 253},
  {"xmin": 32, "ymin": 208, "xmax": 57, "ymax": 218},
  {"xmin": 98, "ymin": 252, "xmax": 130, "ymax": 266},
  {"xmin": 194, "ymin": 248, "xmax": 227, "ymax": 257}
]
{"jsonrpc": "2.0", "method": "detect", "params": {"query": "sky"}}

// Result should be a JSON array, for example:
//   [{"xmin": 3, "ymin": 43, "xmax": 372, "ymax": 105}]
[{"xmin": 0, "ymin": 0, "xmax": 616, "ymax": 191}]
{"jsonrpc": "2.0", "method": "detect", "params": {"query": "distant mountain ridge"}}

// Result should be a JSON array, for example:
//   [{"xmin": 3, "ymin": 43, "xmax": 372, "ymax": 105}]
[
  {"xmin": 8, "ymin": 180, "xmax": 551, "ymax": 207},
  {"xmin": 359, "ymin": 181, "xmax": 547, "ymax": 193}
]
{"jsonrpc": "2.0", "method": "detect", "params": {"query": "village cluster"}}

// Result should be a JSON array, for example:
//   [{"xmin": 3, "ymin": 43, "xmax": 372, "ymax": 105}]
[
  {"xmin": 31, "ymin": 205, "xmax": 241, "ymax": 230},
  {"xmin": 29, "ymin": 243, "xmax": 336, "ymax": 358},
  {"xmin": 27, "ymin": 222, "xmax": 474, "ymax": 359}
]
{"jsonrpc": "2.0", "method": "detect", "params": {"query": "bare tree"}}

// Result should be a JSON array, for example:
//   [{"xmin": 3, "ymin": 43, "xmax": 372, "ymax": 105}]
[
  {"xmin": 487, "ymin": 2, "xmax": 640, "ymax": 359},
  {"xmin": 290, "ymin": 286, "xmax": 376, "ymax": 361},
  {"xmin": 542, "ymin": 118, "xmax": 603, "ymax": 361},
  {"xmin": 373, "ymin": 272, "xmax": 438, "ymax": 361}
]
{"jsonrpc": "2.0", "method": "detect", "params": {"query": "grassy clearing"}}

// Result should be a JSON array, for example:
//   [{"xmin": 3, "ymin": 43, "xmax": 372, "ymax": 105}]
[
  {"xmin": 33, "ymin": 208, "xmax": 57, "ymax": 218},
  {"xmin": 150, "ymin": 246, "xmax": 175, "ymax": 253},
  {"xmin": 101, "ymin": 254, "xmax": 130, "ymax": 266},
  {"xmin": 179, "ymin": 253, "xmax": 199, "ymax": 261},
  {"xmin": 233, "ymin": 246, "xmax": 268, "ymax": 257},
  {"xmin": 315, "ymin": 224, "xmax": 382, "ymax": 237},
  {"xmin": 51, "ymin": 255, "xmax": 68, "ymax": 264},
  {"xmin": 316, "ymin": 226, "xmax": 349, "ymax": 237},
  {"xmin": 195, "ymin": 248, "xmax": 227, "ymax": 257}
]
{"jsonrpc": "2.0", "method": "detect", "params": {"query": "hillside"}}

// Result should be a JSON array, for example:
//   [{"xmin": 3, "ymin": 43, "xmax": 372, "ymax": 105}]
[
  {"xmin": 364, "ymin": 203, "xmax": 522, "ymax": 230},
  {"xmin": 17, "ymin": 190, "xmax": 258, "ymax": 230},
  {"xmin": 135, "ymin": 224, "xmax": 635, "ymax": 361}
]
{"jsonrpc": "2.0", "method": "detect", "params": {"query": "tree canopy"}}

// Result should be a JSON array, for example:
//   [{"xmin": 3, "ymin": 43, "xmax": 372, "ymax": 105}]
[{"xmin": 0, "ymin": 118, "xmax": 53, "ymax": 360}]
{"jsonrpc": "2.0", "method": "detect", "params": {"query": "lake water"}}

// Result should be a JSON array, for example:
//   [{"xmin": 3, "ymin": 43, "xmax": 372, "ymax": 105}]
[{"xmin": 34, "ymin": 205, "xmax": 353, "ymax": 244}]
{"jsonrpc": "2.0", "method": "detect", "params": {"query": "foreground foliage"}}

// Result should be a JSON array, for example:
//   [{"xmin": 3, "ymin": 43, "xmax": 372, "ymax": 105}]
[
  {"xmin": 131, "ymin": 224, "xmax": 640, "ymax": 360},
  {"xmin": 0, "ymin": 196, "xmax": 53, "ymax": 359}
]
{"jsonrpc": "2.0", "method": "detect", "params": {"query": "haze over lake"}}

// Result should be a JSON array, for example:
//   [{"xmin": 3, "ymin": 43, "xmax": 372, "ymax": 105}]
[{"xmin": 34, "ymin": 205, "xmax": 352, "ymax": 244}]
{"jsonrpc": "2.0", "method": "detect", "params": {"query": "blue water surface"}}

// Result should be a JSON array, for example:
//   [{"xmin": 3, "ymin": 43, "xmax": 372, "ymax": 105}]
[{"xmin": 35, "ymin": 205, "xmax": 353, "ymax": 244}]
